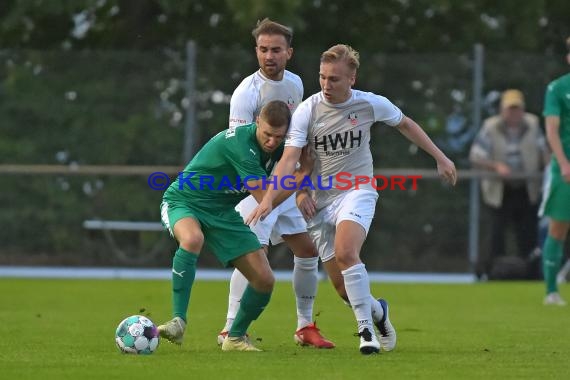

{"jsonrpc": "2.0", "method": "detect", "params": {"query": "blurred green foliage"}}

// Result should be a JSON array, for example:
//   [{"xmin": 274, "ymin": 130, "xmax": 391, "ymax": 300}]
[
  {"xmin": 1, "ymin": 1, "xmax": 569, "ymax": 53},
  {"xmin": 0, "ymin": 1, "xmax": 568, "ymax": 269}
]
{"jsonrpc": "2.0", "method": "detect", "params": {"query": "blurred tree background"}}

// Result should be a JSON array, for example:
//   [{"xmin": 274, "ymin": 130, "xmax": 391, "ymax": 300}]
[
  {"xmin": 1, "ymin": 0, "xmax": 569, "ymax": 270},
  {"xmin": 2, "ymin": 0, "xmax": 569, "ymax": 53}
]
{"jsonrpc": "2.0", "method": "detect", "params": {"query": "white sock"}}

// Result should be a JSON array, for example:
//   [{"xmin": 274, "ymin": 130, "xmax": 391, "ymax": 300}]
[
  {"xmin": 293, "ymin": 256, "xmax": 319, "ymax": 330},
  {"xmin": 224, "ymin": 268, "xmax": 248, "ymax": 331},
  {"xmin": 342, "ymin": 263, "xmax": 373, "ymax": 332},
  {"xmin": 370, "ymin": 295, "xmax": 384, "ymax": 322},
  {"xmin": 344, "ymin": 296, "xmax": 383, "ymax": 322}
]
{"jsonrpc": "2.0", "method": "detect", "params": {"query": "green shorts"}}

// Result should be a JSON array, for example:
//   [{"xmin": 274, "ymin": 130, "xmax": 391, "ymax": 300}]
[
  {"xmin": 540, "ymin": 164, "xmax": 570, "ymax": 221},
  {"xmin": 160, "ymin": 200, "xmax": 262, "ymax": 267}
]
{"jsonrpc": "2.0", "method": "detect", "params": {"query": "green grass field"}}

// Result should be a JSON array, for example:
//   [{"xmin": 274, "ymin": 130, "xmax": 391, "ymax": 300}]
[{"xmin": 1, "ymin": 278, "xmax": 569, "ymax": 379}]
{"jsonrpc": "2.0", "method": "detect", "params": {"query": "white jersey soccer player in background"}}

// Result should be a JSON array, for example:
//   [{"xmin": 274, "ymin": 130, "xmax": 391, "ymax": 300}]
[
  {"xmin": 218, "ymin": 18, "xmax": 335, "ymax": 349},
  {"xmin": 248, "ymin": 44, "xmax": 457, "ymax": 354}
]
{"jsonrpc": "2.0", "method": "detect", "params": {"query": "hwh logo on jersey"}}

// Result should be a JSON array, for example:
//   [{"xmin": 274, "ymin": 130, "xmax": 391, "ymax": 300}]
[{"xmin": 314, "ymin": 130, "xmax": 362, "ymax": 151}]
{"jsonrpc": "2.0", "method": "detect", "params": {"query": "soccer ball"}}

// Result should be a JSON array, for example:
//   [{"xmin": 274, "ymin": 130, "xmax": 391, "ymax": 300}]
[{"xmin": 115, "ymin": 315, "xmax": 160, "ymax": 354}]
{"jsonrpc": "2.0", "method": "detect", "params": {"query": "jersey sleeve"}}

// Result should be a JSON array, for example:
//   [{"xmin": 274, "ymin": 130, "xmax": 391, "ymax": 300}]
[
  {"xmin": 368, "ymin": 92, "xmax": 404, "ymax": 126},
  {"xmin": 285, "ymin": 98, "xmax": 311, "ymax": 148},
  {"xmin": 292, "ymin": 73, "xmax": 304, "ymax": 104},
  {"xmin": 543, "ymin": 81, "xmax": 561, "ymax": 117},
  {"xmin": 229, "ymin": 84, "xmax": 258, "ymax": 128}
]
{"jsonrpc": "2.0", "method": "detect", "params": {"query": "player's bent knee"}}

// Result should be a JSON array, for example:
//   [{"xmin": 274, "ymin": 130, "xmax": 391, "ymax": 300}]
[
  {"xmin": 250, "ymin": 271, "xmax": 275, "ymax": 293},
  {"xmin": 283, "ymin": 233, "xmax": 319, "ymax": 258},
  {"xmin": 303, "ymin": 244, "xmax": 319, "ymax": 258},
  {"xmin": 335, "ymin": 252, "xmax": 360, "ymax": 270},
  {"xmin": 177, "ymin": 234, "xmax": 204, "ymax": 253}
]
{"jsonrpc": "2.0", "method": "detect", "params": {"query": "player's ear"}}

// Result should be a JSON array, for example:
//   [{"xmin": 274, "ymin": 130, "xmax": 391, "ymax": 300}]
[
  {"xmin": 349, "ymin": 73, "xmax": 356, "ymax": 87},
  {"xmin": 287, "ymin": 47, "xmax": 293, "ymax": 60}
]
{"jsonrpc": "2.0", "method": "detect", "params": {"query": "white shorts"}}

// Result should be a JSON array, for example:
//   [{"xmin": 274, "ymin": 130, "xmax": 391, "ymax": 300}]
[
  {"xmin": 307, "ymin": 190, "xmax": 378, "ymax": 262},
  {"xmin": 236, "ymin": 193, "xmax": 307, "ymax": 245}
]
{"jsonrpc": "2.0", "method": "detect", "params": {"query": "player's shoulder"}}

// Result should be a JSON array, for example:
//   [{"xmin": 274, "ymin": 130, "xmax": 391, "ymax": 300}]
[
  {"xmin": 353, "ymin": 90, "xmax": 402, "ymax": 120},
  {"xmin": 283, "ymin": 70, "xmax": 303, "ymax": 87},
  {"xmin": 220, "ymin": 127, "xmax": 262, "ymax": 168},
  {"xmin": 547, "ymin": 73, "xmax": 570, "ymax": 92},
  {"xmin": 353, "ymin": 89, "xmax": 392, "ymax": 105},
  {"xmin": 301, "ymin": 91, "xmax": 324, "ymax": 105},
  {"xmin": 231, "ymin": 122, "xmax": 256, "ymax": 138},
  {"xmin": 223, "ymin": 124, "xmax": 256, "ymax": 151},
  {"xmin": 233, "ymin": 71, "xmax": 263, "ymax": 95},
  {"xmin": 230, "ymin": 72, "xmax": 261, "ymax": 114},
  {"xmin": 235, "ymin": 124, "xmax": 263, "ymax": 157},
  {"xmin": 294, "ymin": 92, "xmax": 323, "ymax": 114}
]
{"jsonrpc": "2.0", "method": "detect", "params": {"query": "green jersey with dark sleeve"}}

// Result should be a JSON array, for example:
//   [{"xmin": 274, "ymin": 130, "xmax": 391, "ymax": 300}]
[{"xmin": 163, "ymin": 123, "xmax": 283, "ymax": 210}]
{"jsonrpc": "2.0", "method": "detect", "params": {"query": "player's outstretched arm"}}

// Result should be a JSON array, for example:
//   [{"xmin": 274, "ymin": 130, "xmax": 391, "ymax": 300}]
[
  {"xmin": 395, "ymin": 116, "xmax": 457, "ymax": 185},
  {"xmin": 246, "ymin": 145, "xmax": 303, "ymax": 225}
]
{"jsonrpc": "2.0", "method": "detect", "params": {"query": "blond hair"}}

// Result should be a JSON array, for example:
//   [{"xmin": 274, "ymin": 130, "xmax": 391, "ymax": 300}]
[
  {"xmin": 252, "ymin": 18, "xmax": 293, "ymax": 47},
  {"xmin": 320, "ymin": 44, "xmax": 360, "ymax": 71}
]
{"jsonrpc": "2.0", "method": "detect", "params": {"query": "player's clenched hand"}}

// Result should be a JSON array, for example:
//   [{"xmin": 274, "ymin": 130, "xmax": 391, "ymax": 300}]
[
  {"xmin": 437, "ymin": 156, "xmax": 457, "ymax": 186},
  {"xmin": 296, "ymin": 191, "xmax": 316, "ymax": 221},
  {"xmin": 245, "ymin": 197, "xmax": 273, "ymax": 225}
]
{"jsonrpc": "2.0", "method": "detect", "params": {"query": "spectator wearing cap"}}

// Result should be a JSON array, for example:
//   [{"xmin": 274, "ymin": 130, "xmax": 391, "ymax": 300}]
[{"xmin": 470, "ymin": 89, "xmax": 550, "ymax": 279}]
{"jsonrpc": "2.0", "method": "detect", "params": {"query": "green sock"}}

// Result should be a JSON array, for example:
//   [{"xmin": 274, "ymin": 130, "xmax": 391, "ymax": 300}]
[
  {"xmin": 171, "ymin": 247, "xmax": 198, "ymax": 322},
  {"xmin": 229, "ymin": 285, "xmax": 272, "ymax": 337},
  {"xmin": 542, "ymin": 236, "xmax": 563, "ymax": 294}
]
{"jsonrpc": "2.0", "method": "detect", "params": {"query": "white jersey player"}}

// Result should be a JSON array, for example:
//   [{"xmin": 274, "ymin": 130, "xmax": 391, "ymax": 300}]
[
  {"xmin": 248, "ymin": 44, "xmax": 458, "ymax": 354},
  {"xmin": 217, "ymin": 18, "xmax": 335, "ymax": 349},
  {"xmin": 229, "ymin": 70, "xmax": 302, "ymax": 130},
  {"xmin": 230, "ymin": 69, "xmax": 304, "ymax": 247},
  {"xmin": 288, "ymin": 90, "xmax": 403, "ymax": 214}
]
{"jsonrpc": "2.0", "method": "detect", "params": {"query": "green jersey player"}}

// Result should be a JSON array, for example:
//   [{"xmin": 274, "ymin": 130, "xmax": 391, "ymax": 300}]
[
  {"xmin": 540, "ymin": 36, "xmax": 570, "ymax": 306},
  {"xmin": 157, "ymin": 100, "xmax": 311, "ymax": 351}
]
